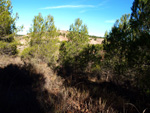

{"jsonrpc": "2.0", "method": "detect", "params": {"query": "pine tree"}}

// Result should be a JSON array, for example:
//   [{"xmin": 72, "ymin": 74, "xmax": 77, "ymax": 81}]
[
  {"xmin": 131, "ymin": 0, "xmax": 150, "ymax": 34},
  {"xmin": 59, "ymin": 18, "xmax": 90, "ymax": 74},
  {"xmin": 21, "ymin": 13, "xmax": 59, "ymax": 67},
  {"xmin": 129, "ymin": 0, "xmax": 150, "ymax": 91},
  {"xmin": 103, "ymin": 14, "xmax": 131, "ymax": 83},
  {"xmin": 0, "ymin": 0, "xmax": 18, "ymax": 55},
  {"xmin": 62, "ymin": 18, "xmax": 89, "ymax": 60}
]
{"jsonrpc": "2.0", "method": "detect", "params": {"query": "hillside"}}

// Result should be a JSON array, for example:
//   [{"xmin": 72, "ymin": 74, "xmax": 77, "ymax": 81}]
[
  {"xmin": 1, "ymin": 0, "xmax": 150, "ymax": 112},
  {"xmin": 0, "ymin": 55, "xmax": 149, "ymax": 113},
  {"xmin": 16, "ymin": 30, "xmax": 104, "ymax": 53},
  {"xmin": 58, "ymin": 30, "xmax": 104, "ymax": 44},
  {"xmin": 0, "ymin": 56, "xmax": 115, "ymax": 113}
]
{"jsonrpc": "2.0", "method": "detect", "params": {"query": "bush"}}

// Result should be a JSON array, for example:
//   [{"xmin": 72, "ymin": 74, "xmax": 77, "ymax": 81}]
[
  {"xmin": 0, "ymin": 41, "xmax": 18, "ymax": 55},
  {"xmin": 21, "ymin": 46, "xmax": 36, "ymax": 60},
  {"xmin": 59, "ymin": 43, "xmax": 103, "ymax": 75},
  {"xmin": 21, "ymin": 13, "xmax": 59, "ymax": 68}
]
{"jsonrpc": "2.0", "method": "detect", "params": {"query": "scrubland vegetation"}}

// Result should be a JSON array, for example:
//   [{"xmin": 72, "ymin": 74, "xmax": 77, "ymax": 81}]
[{"xmin": 0, "ymin": 0, "xmax": 150, "ymax": 112}]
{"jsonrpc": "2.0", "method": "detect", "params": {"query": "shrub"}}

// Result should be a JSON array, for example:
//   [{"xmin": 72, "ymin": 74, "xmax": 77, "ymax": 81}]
[
  {"xmin": 21, "ymin": 13, "xmax": 59, "ymax": 68},
  {"xmin": 0, "ymin": 41, "xmax": 18, "ymax": 55}
]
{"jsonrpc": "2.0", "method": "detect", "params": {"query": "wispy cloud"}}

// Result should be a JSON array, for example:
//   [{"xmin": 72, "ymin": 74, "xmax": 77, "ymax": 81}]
[
  {"xmin": 41, "ymin": 5, "xmax": 95, "ymax": 9},
  {"xmin": 105, "ymin": 20, "xmax": 116, "ymax": 23},
  {"xmin": 40, "ymin": 0, "xmax": 109, "ymax": 13}
]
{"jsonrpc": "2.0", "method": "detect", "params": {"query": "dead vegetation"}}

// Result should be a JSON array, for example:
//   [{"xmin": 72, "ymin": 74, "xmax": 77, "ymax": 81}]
[
  {"xmin": 0, "ymin": 56, "xmax": 115, "ymax": 113},
  {"xmin": 0, "ymin": 56, "xmax": 149, "ymax": 113}
]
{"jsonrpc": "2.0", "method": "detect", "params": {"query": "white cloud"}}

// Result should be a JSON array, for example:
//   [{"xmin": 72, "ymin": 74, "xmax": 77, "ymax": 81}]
[
  {"xmin": 105, "ymin": 20, "xmax": 116, "ymax": 23},
  {"xmin": 41, "ymin": 5, "xmax": 95, "ymax": 9}
]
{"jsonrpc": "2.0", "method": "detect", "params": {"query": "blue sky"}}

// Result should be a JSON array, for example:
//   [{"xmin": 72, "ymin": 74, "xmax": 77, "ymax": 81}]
[{"xmin": 11, "ymin": 0, "xmax": 134, "ymax": 36}]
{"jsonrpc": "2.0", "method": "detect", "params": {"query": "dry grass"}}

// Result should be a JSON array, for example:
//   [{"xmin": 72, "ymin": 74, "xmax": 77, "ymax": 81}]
[
  {"xmin": 1, "ymin": 55, "xmax": 149, "ymax": 113},
  {"xmin": 0, "ymin": 55, "xmax": 117, "ymax": 113},
  {"xmin": 33, "ymin": 60, "xmax": 115, "ymax": 112},
  {"xmin": 0, "ymin": 55, "xmax": 23, "ymax": 67},
  {"xmin": 89, "ymin": 38, "xmax": 104, "ymax": 45}
]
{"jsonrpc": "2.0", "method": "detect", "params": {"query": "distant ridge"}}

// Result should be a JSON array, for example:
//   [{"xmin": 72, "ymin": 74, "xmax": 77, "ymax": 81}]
[{"xmin": 58, "ymin": 30, "xmax": 104, "ymax": 44}]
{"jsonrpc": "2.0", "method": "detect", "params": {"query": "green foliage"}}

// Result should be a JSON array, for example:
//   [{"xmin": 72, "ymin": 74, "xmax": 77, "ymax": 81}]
[
  {"xmin": 129, "ymin": 0, "xmax": 150, "ymax": 66},
  {"xmin": 0, "ymin": 0, "xmax": 19, "ymax": 55},
  {"xmin": 68, "ymin": 18, "xmax": 89, "ymax": 43},
  {"xmin": 130, "ymin": 0, "xmax": 150, "ymax": 34},
  {"xmin": 38, "ymin": 39, "xmax": 59, "ymax": 66},
  {"xmin": 60, "ymin": 43, "xmax": 103, "ymax": 74},
  {"xmin": 21, "ymin": 13, "xmax": 59, "ymax": 68},
  {"xmin": 103, "ymin": 14, "xmax": 131, "ymax": 81},
  {"xmin": 103, "ymin": 0, "xmax": 150, "ymax": 92},
  {"xmin": 74, "ymin": 44, "xmax": 103, "ymax": 73},
  {"xmin": 0, "ymin": 40, "xmax": 18, "ymax": 55},
  {"xmin": 129, "ymin": 0, "xmax": 150, "ymax": 91},
  {"xmin": 0, "ymin": 0, "xmax": 16, "ymax": 37},
  {"xmin": 21, "ymin": 46, "xmax": 36, "ymax": 60},
  {"xmin": 59, "ymin": 18, "xmax": 103, "ymax": 74},
  {"xmin": 59, "ymin": 18, "xmax": 90, "ymax": 71},
  {"xmin": 29, "ymin": 13, "xmax": 58, "ymax": 46},
  {"xmin": 104, "ymin": 31, "xmax": 108, "ymax": 38}
]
